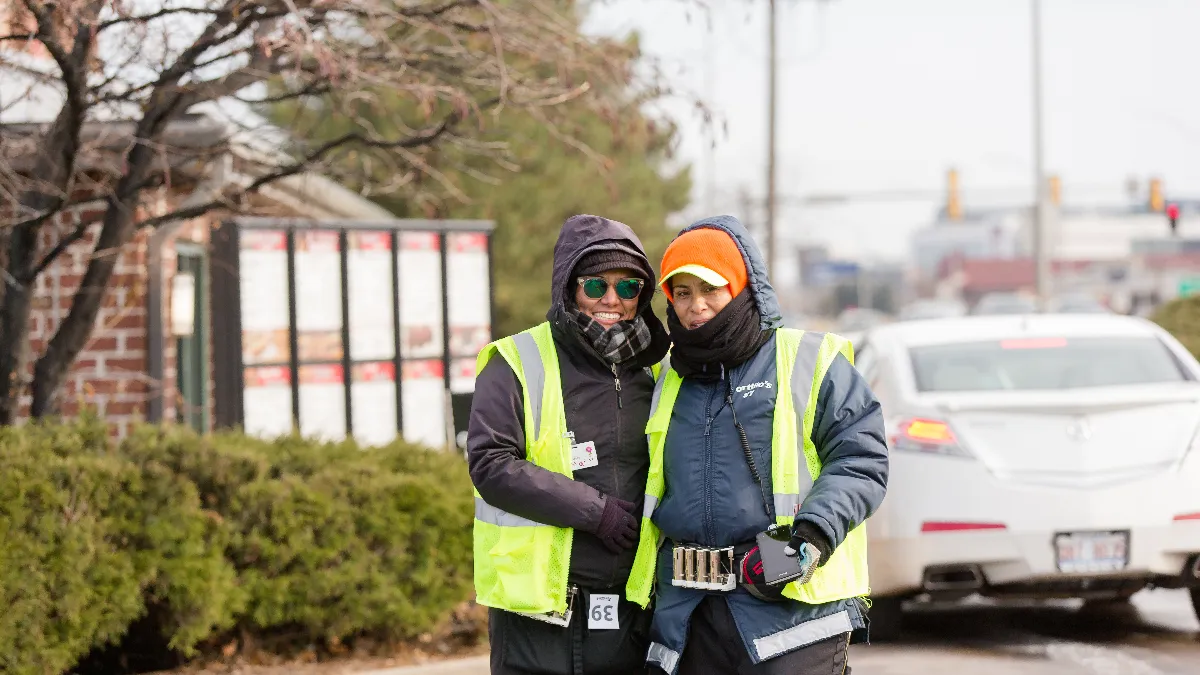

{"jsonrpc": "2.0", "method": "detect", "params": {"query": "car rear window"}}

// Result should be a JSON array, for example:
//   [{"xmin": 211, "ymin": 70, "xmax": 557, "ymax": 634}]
[{"xmin": 909, "ymin": 336, "xmax": 1188, "ymax": 392}]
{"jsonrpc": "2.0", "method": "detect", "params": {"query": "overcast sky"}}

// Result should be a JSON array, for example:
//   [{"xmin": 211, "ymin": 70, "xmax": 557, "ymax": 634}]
[{"xmin": 583, "ymin": 0, "xmax": 1200, "ymax": 284}]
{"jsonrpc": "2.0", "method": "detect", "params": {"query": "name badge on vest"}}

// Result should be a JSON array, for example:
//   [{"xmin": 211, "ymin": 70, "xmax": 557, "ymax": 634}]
[{"xmin": 571, "ymin": 440, "xmax": 598, "ymax": 471}]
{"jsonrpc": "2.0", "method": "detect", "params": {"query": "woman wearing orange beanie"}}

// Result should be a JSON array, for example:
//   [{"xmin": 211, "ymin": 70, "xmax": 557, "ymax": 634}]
[{"xmin": 642, "ymin": 216, "xmax": 890, "ymax": 675}]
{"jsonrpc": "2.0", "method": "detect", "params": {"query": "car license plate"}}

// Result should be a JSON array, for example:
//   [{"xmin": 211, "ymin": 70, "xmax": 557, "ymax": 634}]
[{"xmin": 1053, "ymin": 531, "xmax": 1129, "ymax": 573}]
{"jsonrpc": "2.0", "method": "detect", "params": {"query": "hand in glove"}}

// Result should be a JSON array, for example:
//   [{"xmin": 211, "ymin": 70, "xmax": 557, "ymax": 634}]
[
  {"xmin": 783, "ymin": 520, "xmax": 834, "ymax": 581},
  {"xmin": 594, "ymin": 496, "xmax": 639, "ymax": 553}
]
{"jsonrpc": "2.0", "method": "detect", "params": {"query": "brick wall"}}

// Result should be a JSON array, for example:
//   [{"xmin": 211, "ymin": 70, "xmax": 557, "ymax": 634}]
[{"xmin": 23, "ymin": 190, "xmax": 214, "ymax": 437}]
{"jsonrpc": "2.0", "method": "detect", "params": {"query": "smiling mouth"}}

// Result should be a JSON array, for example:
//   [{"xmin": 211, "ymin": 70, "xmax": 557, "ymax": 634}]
[
  {"xmin": 688, "ymin": 320, "xmax": 708, "ymax": 329},
  {"xmin": 594, "ymin": 312, "xmax": 622, "ymax": 323}
]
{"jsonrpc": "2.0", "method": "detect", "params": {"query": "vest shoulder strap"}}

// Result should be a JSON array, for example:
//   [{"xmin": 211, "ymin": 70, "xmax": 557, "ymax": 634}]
[{"xmin": 477, "ymin": 322, "xmax": 556, "ymax": 442}]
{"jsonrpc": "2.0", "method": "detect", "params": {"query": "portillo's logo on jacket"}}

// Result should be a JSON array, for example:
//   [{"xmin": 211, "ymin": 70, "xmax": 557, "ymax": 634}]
[{"xmin": 735, "ymin": 380, "xmax": 773, "ymax": 398}]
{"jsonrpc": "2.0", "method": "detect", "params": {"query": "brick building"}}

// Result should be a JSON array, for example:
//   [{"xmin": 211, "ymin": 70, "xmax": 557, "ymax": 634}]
[
  {"xmin": 6, "ymin": 114, "xmax": 398, "ymax": 436},
  {"xmin": 2, "ymin": 5, "xmax": 425, "ymax": 437}
]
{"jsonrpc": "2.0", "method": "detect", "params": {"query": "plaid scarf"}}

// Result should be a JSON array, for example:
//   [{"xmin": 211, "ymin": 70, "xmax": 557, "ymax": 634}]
[{"xmin": 569, "ymin": 308, "xmax": 654, "ymax": 365}]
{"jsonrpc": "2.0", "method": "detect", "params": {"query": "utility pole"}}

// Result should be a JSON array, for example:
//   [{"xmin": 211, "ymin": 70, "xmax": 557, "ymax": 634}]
[
  {"xmin": 704, "ymin": 7, "xmax": 717, "ymax": 214},
  {"xmin": 1031, "ymin": 0, "xmax": 1050, "ymax": 308},
  {"xmin": 766, "ymin": 0, "xmax": 779, "ymax": 275}
]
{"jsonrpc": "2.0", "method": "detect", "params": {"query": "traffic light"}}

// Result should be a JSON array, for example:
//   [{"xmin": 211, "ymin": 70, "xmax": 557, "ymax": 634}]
[
  {"xmin": 1048, "ymin": 175, "xmax": 1061, "ymax": 206},
  {"xmin": 1149, "ymin": 177, "xmax": 1164, "ymax": 212},
  {"xmin": 946, "ymin": 168, "xmax": 962, "ymax": 221},
  {"xmin": 1167, "ymin": 202, "xmax": 1180, "ymax": 236}
]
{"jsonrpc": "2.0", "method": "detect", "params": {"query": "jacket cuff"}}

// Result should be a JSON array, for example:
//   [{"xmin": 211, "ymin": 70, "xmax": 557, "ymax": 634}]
[
  {"xmin": 791, "ymin": 519, "xmax": 833, "ymax": 565},
  {"xmin": 580, "ymin": 490, "xmax": 608, "ymax": 534}
]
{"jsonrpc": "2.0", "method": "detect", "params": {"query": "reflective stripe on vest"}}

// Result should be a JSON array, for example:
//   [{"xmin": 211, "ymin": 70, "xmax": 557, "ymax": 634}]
[
  {"xmin": 773, "ymin": 328, "xmax": 869, "ymax": 605},
  {"xmin": 474, "ymin": 497, "xmax": 550, "ymax": 528},
  {"xmin": 512, "ymin": 331, "xmax": 545, "ymax": 441},
  {"xmin": 772, "ymin": 330, "xmax": 825, "ymax": 517},
  {"xmin": 639, "ymin": 357, "xmax": 672, "ymax": 522},
  {"xmin": 625, "ymin": 357, "xmax": 674, "ymax": 608},
  {"xmin": 472, "ymin": 330, "xmax": 550, "ymax": 528}
]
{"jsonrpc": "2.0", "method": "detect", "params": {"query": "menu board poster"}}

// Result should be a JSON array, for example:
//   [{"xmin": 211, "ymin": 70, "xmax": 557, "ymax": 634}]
[
  {"xmin": 350, "ymin": 361, "xmax": 398, "ymax": 447},
  {"xmin": 348, "ymin": 232, "xmax": 396, "ymax": 362},
  {"xmin": 239, "ymin": 230, "xmax": 290, "ymax": 366},
  {"xmin": 398, "ymin": 232, "xmax": 443, "ymax": 359},
  {"xmin": 294, "ymin": 231, "xmax": 343, "ymax": 362},
  {"xmin": 450, "ymin": 357, "xmax": 478, "ymax": 394},
  {"xmin": 401, "ymin": 359, "xmax": 447, "ymax": 448},
  {"xmin": 243, "ymin": 365, "xmax": 293, "ymax": 438},
  {"xmin": 446, "ymin": 232, "xmax": 491, "ymax": 358},
  {"xmin": 298, "ymin": 363, "xmax": 346, "ymax": 441}
]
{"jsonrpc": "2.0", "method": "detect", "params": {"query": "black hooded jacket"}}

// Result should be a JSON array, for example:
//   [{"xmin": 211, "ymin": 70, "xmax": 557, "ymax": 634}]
[{"xmin": 466, "ymin": 215, "xmax": 670, "ymax": 589}]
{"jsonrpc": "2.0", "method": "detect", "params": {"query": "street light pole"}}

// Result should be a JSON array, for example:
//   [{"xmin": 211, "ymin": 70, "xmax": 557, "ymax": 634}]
[
  {"xmin": 704, "ymin": 6, "xmax": 717, "ymax": 214},
  {"xmin": 1031, "ymin": 0, "xmax": 1050, "ymax": 308},
  {"xmin": 766, "ymin": 0, "xmax": 778, "ymax": 275}
]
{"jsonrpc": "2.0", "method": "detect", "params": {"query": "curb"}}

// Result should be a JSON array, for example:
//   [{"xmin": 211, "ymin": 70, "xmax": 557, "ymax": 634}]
[{"xmin": 357, "ymin": 655, "xmax": 489, "ymax": 674}]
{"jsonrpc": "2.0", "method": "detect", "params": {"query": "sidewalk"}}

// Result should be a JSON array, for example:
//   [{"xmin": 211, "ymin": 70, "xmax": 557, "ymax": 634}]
[{"xmin": 358, "ymin": 656, "xmax": 488, "ymax": 675}]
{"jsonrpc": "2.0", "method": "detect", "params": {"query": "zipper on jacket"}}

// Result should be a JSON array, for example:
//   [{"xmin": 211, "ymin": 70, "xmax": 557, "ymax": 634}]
[
  {"xmin": 610, "ymin": 363, "xmax": 623, "ymax": 587},
  {"xmin": 702, "ymin": 381, "xmax": 716, "ymax": 546},
  {"xmin": 610, "ymin": 363, "xmax": 623, "ymax": 409}
]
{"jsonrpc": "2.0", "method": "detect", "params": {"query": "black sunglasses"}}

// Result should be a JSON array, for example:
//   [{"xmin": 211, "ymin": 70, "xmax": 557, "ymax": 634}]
[{"xmin": 577, "ymin": 277, "xmax": 645, "ymax": 300}]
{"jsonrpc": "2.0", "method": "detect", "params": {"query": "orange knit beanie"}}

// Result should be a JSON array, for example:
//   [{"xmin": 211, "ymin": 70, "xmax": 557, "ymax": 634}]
[{"xmin": 659, "ymin": 228, "xmax": 748, "ymax": 302}]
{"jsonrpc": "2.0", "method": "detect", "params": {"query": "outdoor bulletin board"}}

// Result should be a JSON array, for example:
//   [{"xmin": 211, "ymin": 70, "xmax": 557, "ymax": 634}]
[{"xmin": 211, "ymin": 217, "xmax": 496, "ymax": 449}]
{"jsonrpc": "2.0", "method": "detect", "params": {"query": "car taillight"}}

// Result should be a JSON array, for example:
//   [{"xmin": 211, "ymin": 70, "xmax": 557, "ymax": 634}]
[
  {"xmin": 890, "ymin": 417, "xmax": 972, "ymax": 458},
  {"xmin": 1174, "ymin": 513, "xmax": 1200, "ymax": 522}
]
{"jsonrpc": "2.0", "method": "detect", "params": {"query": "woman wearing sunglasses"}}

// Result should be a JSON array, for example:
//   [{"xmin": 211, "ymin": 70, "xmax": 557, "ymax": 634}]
[
  {"xmin": 635, "ymin": 216, "xmax": 889, "ymax": 675},
  {"xmin": 467, "ymin": 214, "xmax": 671, "ymax": 674}
]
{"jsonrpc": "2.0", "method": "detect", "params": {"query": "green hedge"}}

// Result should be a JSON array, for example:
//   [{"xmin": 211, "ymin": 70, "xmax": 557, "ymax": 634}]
[
  {"xmin": 1153, "ymin": 295, "xmax": 1200, "ymax": 359},
  {"xmin": 0, "ymin": 418, "xmax": 475, "ymax": 675}
]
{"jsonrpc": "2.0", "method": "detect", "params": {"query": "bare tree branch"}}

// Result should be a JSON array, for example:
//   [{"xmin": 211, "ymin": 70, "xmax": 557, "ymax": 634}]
[
  {"xmin": 23, "ymin": 210, "xmax": 105, "ymax": 282},
  {"xmin": 97, "ymin": 6, "xmax": 223, "ymax": 32},
  {"xmin": 235, "ymin": 80, "xmax": 332, "ymax": 105},
  {"xmin": 6, "ymin": 197, "xmax": 109, "ymax": 233},
  {"xmin": 1, "ymin": 0, "xmax": 695, "ymax": 421}
]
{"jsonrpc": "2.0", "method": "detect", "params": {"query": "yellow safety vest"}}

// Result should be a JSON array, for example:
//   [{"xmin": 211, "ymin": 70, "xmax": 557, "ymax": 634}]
[
  {"xmin": 473, "ymin": 322, "xmax": 662, "ymax": 614},
  {"xmin": 628, "ymin": 328, "xmax": 871, "ymax": 605}
]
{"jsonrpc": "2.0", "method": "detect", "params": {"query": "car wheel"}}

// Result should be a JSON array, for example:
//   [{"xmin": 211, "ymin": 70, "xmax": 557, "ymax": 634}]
[
  {"xmin": 867, "ymin": 595, "xmax": 904, "ymax": 642},
  {"xmin": 1191, "ymin": 588, "xmax": 1200, "ymax": 624}
]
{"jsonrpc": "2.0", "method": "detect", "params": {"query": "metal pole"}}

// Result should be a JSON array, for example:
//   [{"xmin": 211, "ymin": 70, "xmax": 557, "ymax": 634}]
[
  {"xmin": 1031, "ymin": 0, "xmax": 1050, "ymax": 308},
  {"xmin": 766, "ymin": 0, "xmax": 778, "ymax": 275},
  {"xmin": 704, "ymin": 9, "xmax": 717, "ymax": 214}
]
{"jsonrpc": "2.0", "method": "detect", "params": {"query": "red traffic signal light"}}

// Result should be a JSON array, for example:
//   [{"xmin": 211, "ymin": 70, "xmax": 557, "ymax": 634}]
[{"xmin": 1167, "ymin": 202, "xmax": 1180, "ymax": 236}]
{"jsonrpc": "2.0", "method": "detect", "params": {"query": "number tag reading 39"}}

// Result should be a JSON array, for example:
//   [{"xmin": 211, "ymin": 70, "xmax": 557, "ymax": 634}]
[{"xmin": 588, "ymin": 594, "xmax": 619, "ymax": 630}]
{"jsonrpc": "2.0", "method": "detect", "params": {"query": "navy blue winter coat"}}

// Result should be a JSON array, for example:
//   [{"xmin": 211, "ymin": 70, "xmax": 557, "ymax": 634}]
[{"xmin": 646, "ymin": 215, "xmax": 889, "ymax": 674}]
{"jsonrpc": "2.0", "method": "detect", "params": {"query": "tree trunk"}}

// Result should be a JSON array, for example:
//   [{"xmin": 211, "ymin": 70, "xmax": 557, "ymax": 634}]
[
  {"xmin": 30, "ymin": 198, "xmax": 136, "ymax": 417},
  {"xmin": 0, "ymin": 225, "xmax": 38, "ymax": 424},
  {"xmin": 0, "ymin": 49, "xmax": 91, "ymax": 421},
  {"xmin": 30, "ymin": 144, "xmax": 157, "ymax": 417}
]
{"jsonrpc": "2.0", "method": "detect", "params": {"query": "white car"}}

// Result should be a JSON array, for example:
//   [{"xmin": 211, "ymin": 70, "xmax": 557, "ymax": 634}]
[{"xmin": 853, "ymin": 314, "xmax": 1200, "ymax": 638}]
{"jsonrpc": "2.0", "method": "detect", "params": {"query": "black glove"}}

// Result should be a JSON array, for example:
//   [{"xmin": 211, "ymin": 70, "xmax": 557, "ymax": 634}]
[
  {"xmin": 784, "ymin": 520, "xmax": 833, "ymax": 567},
  {"xmin": 594, "ymin": 496, "xmax": 639, "ymax": 553}
]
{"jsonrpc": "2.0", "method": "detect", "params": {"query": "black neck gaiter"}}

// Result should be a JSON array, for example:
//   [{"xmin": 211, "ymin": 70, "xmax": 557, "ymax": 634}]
[{"xmin": 666, "ymin": 288, "xmax": 773, "ymax": 380}]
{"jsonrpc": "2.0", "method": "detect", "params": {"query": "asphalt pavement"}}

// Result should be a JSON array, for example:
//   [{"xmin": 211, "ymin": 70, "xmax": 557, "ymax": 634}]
[{"xmin": 368, "ymin": 589, "xmax": 1199, "ymax": 675}]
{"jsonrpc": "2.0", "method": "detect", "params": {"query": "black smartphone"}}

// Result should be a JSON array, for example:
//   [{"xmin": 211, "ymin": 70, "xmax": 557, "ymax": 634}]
[{"xmin": 755, "ymin": 525, "xmax": 807, "ymax": 587}]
